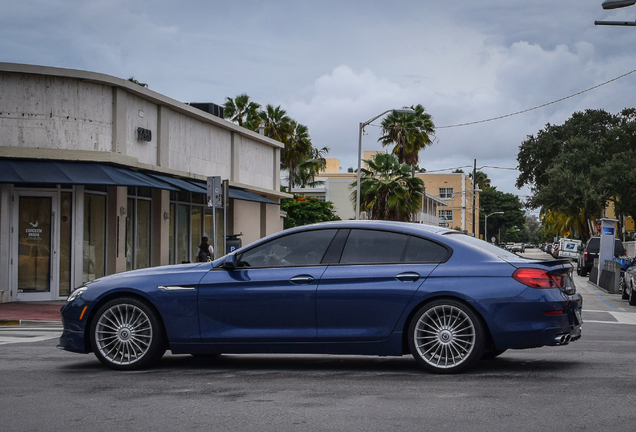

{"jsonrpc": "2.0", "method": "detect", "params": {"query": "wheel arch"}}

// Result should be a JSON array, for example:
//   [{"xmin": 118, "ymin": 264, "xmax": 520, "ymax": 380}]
[
  {"xmin": 83, "ymin": 290, "xmax": 169, "ymax": 353},
  {"xmin": 400, "ymin": 295, "xmax": 496, "ymax": 354}
]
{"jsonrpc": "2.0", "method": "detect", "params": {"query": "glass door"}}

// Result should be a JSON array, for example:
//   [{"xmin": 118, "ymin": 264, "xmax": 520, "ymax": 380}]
[{"xmin": 12, "ymin": 191, "xmax": 59, "ymax": 301}]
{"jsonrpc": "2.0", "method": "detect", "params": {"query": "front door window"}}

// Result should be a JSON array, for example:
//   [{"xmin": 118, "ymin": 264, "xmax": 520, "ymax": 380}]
[{"xmin": 17, "ymin": 196, "xmax": 53, "ymax": 294}]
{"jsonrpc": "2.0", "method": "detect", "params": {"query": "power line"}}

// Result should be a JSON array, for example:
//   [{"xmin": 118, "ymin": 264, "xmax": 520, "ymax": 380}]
[{"xmin": 437, "ymin": 69, "xmax": 636, "ymax": 129}]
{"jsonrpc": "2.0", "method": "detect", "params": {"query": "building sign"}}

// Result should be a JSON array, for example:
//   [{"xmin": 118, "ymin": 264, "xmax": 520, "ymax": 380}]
[{"xmin": 137, "ymin": 127, "xmax": 152, "ymax": 142}]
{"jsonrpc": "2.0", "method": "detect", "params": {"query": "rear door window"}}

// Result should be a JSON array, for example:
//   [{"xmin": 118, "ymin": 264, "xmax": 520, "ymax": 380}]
[
  {"xmin": 403, "ymin": 236, "xmax": 450, "ymax": 263},
  {"xmin": 339, "ymin": 230, "xmax": 408, "ymax": 264}
]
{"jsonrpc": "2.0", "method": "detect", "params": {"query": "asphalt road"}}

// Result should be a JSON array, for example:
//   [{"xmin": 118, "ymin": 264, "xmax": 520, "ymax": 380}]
[{"xmin": 1, "ymin": 249, "xmax": 635, "ymax": 432}]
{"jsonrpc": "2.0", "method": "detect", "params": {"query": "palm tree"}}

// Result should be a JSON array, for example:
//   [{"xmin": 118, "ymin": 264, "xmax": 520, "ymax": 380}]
[
  {"xmin": 293, "ymin": 146, "xmax": 330, "ymax": 188},
  {"xmin": 224, "ymin": 94, "xmax": 261, "ymax": 127},
  {"xmin": 470, "ymin": 170, "xmax": 492, "ymax": 190},
  {"xmin": 259, "ymin": 104, "xmax": 291, "ymax": 141},
  {"xmin": 351, "ymin": 153, "xmax": 425, "ymax": 221},
  {"xmin": 281, "ymin": 120, "xmax": 313, "ymax": 190},
  {"xmin": 378, "ymin": 104, "xmax": 435, "ymax": 169}
]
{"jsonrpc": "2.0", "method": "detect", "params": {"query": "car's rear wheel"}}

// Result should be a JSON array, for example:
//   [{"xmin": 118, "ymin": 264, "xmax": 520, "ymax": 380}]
[
  {"xmin": 90, "ymin": 297, "xmax": 166, "ymax": 370},
  {"xmin": 408, "ymin": 299, "xmax": 485, "ymax": 374}
]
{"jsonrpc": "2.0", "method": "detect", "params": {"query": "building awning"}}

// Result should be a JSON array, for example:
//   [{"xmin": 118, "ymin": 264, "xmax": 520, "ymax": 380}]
[
  {"xmin": 228, "ymin": 188, "xmax": 278, "ymax": 205},
  {"xmin": 0, "ymin": 159, "xmax": 178, "ymax": 190},
  {"xmin": 0, "ymin": 159, "xmax": 280, "ymax": 205},
  {"xmin": 147, "ymin": 173, "xmax": 207, "ymax": 194},
  {"xmin": 187, "ymin": 180, "xmax": 279, "ymax": 205}
]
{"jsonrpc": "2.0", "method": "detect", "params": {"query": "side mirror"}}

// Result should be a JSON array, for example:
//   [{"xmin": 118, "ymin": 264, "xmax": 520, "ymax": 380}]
[{"xmin": 222, "ymin": 254, "xmax": 238, "ymax": 269}]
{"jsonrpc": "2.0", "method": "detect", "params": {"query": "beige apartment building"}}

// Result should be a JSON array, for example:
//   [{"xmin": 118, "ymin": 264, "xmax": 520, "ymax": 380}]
[
  {"xmin": 292, "ymin": 151, "xmax": 479, "ymax": 236},
  {"xmin": 0, "ymin": 63, "xmax": 288, "ymax": 303}
]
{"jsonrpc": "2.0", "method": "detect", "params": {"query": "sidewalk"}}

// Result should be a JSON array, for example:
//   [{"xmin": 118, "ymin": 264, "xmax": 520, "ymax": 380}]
[{"xmin": 0, "ymin": 301, "xmax": 64, "ymax": 326}]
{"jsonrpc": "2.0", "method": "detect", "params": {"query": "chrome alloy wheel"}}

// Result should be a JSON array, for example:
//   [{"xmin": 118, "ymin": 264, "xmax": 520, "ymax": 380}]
[
  {"xmin": 413, "ymin": 304, "xmax": 476, "ymax": 369},
  {"xmin": 94, "ymin": 304, "xmax": 153, "ymax": 366}
]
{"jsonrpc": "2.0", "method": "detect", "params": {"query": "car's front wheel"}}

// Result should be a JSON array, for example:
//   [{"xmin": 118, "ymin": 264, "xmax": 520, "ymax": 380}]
[
  {"xmin": 408, "ymin": 299, "xmax": 485, "ymax": 374},
  {"xmin": 90, "ymin": 297, "xmax": 166, "ymax": 370}
]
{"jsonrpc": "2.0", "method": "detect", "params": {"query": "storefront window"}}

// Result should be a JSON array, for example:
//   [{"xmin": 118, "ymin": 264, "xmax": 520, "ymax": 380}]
[
  {"xmin": 169, "ymin": 203, "xmax": 175, "ymax": 265},
  {"xmin": 136, "ymin": 199, "xmax": 151, "ymax": 269},
  {"xmin": 177, "ymin": 204, "xmax": 190, "ymax": 263},
  {"xmin": 59, "ymin": 192, "xmax": 72, "ymax": 296},
  {"xmin": 191, "ymin": 206, "xmax": 202, "ymax": 261},
  {"xmin": 126, "ymin": 190, "xmax": 152, "ymax": 271},
  {"xmin": 83, "ymin": 193, "xmax": 106, "ymax": 282}
]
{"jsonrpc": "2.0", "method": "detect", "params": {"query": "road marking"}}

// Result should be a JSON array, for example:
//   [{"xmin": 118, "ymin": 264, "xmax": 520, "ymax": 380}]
[
  {"xmin": 583, "ymin": 310, "xmax": 636, "ymax": 325},
  {"xmin": 0, "ymin": 329, "xmax": 61, "ymax": 345}
]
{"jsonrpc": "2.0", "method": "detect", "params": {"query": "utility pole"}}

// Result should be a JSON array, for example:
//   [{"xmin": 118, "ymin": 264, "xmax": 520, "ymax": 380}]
[{"xmin": 472, "ymin": 159, "xmax": 477, "ymax": 237}]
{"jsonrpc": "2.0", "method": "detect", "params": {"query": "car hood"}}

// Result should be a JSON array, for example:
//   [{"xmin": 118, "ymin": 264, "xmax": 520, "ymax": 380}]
[{"xmin": 83, "ymin": 262, "xmax": 211, "ymax": 291}]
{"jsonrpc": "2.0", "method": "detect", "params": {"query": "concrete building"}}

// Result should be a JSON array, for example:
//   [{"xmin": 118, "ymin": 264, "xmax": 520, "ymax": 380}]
[{"xmin": 0, "ymin": 63, "xmax": 288, "ymax": 303}]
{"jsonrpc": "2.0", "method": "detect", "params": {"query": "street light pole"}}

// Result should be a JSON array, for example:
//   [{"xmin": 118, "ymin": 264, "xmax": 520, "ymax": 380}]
[
  {"xmin": 355, "ymin": 108, "xmax": 415, "ymax": 220},
  {"xmin": 485, "ymin": 211, "xmax": 504, "ymax": 244},
  {"xmin": 595, "ymin": 0, "xmax": 636, "ymax": 25}
]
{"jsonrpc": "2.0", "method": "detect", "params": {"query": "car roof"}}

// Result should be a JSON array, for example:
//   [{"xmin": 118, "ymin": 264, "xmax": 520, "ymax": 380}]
[{"xmin": 298, "ymin": 220, "xmax": 453, "ymax": 235}]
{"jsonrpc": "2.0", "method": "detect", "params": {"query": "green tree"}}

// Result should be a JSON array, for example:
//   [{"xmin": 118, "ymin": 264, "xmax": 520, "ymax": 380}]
[
  {"xmin": 378, "ymin": 104, "xmax": 435, "ymax": 169},
  {"xmin": 469, "ymin": 170, "xmax": 492, "ymax": 190},
  {"xmin": 280, "ymin": 120, "xmax": 313, "ymax": 190},
  {"xmin": 479, "ymin": 187, "xmax": 526, "ymax": 242},
  {"xmin": 351, "ymin": 153, "xmax": 425, "ymax": 221},
  {"xmin": 224, "ymin": 94, "xmax": 261, "ymax": 127},
  {"xmin": 516, "ymin": 108, "xmax": 636, "ymax": 241},
  {"xmin": 259, "ymin": 104, "xmax": 291, "ymax": 141},
  {"xmin": 293, "ymin": 146, "xmax": 330, "ymax": 188},
  {"xmin": 281, "ymin": 195, "xmax": 340, "ymax": 228}
]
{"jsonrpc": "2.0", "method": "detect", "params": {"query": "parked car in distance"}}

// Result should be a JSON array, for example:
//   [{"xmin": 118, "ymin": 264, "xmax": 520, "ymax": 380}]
[
  {"xmin": 59, "ymin": 220, "xmax": 582, "ymax": 374},
  {"xmin": 511, "ymin": 243, "xmax": 525, "ymax": 253},
  {"xmin": 577, "ymin": 237, "xmax": 625, "ymax": 277}
]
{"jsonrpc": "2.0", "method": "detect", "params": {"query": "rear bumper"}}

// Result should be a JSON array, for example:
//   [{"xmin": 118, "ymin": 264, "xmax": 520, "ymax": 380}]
[{"xmin": 487, "ymin": 290, "xmax": 583, "ymax": 351}]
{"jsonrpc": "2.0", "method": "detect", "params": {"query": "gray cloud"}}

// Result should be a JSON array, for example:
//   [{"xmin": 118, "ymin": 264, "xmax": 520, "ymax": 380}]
[{"xmin": 2, "ymin": 0, "xmax": 636, "ymax": 200}]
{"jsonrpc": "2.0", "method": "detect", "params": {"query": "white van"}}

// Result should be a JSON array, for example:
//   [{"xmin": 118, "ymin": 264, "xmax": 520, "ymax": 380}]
[{"xmin": 558, "ymin": 238, "xmax": 582, "ymax": 260}]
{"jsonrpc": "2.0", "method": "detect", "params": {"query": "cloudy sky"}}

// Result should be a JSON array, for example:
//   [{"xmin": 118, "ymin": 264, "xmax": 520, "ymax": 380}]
[{"xmin": 2, "ymin": 0, "xmax": 636, "ymax": 200}]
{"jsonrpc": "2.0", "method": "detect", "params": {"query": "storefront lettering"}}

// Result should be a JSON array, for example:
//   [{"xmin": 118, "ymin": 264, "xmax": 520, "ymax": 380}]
[{"xmin": 25, "ymin": 227, "xmax": 43, "ymax": 240}]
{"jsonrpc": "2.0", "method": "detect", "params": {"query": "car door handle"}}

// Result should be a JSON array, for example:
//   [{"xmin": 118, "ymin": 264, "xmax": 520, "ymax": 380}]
[
  {"xmin": 289, "ymin": 275, "xmax": 315, "ymax": 285},
  {"xmin": 396, "ymin": 272, "xmax": 421, "ymax": 282}
]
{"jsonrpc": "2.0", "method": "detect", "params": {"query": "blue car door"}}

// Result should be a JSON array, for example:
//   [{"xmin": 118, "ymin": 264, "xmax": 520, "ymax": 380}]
[
  {"xmin": 197, "ymin": 229, "xmax": 338, "ymax": 342},
  {"xmin": 316, "ymin": 230, "xmax": 448, "ymax": 341}
]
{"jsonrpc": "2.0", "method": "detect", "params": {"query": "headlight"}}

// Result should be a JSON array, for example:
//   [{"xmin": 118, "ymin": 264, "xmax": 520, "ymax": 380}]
[{"xmin": 67, "ymin": 286, "xmax": 88, "ymax": 303}]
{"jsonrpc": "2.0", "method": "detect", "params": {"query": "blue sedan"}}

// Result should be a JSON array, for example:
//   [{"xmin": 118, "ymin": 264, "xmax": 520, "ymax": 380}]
[{"xmin": 58, "ymin": 221, "xmax": 582, "ymax": 374}]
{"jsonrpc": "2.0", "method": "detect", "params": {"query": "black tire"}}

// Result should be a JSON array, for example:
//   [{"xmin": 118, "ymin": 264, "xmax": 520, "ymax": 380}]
[
  {"xmin": 621, "ymin": 277, "xmax": 629, "ymax": 300},
  {"xmin": 90, "ymin": 297, "xmax": 166, "ymax": 370},
  {"xmin": 407, "ymin": 299, "xmax": 485, "ymax": 374},
  {"xmin": 576, "ymin": 266, "xmax": 581, "ymax": 276},
  {"xmin": 481, "ymin": 349, "xmax": 507, "ymax": 360},
  {"xmin": 629, "ymin": 283, "xmax": 636, "ymax": 306}
]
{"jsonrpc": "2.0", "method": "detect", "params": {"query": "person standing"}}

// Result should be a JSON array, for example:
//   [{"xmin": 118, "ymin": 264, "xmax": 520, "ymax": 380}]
[{"xmin": 197, "ymin": 237, "xmax": 214, "ymax": 262}]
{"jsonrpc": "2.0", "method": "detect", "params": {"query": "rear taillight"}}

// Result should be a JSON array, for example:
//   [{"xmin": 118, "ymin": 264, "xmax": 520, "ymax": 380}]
[
  {"xmin": 584, "ymin": 250, "xmax": 588, "ymax": 258},
  {"xmin": 513, "ymin": 268, "xmax": 565, "ymax": 289}
]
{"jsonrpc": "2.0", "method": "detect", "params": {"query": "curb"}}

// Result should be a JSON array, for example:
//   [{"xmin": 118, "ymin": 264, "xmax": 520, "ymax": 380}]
[
  {"xmin": 0, "ymin": 320, "xmax": 20, "ymax": 326},
  {"xmin": 0, "ymin": 319, "xmax": 61, "ymax": 327}
]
